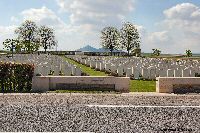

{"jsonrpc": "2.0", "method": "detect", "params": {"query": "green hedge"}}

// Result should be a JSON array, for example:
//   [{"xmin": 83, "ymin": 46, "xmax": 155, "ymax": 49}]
[{"xmin": 0, "ymin": 62, "xmax": 34, "ymax": 93}]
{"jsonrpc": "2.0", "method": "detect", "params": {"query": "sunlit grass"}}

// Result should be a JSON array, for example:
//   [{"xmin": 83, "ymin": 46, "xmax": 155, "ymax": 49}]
[
  {"xmin": 130, "ymin": 80, "xmax": 156, "ymax": 92},
  {"xmin": 63, "ymin": 56, "xmax": 108, "ymax": 76}
]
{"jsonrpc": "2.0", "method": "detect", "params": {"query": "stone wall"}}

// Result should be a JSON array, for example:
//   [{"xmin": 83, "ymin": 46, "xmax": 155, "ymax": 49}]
[
  {"xmin": 156, "ymin": 77, "xmax": 200, "ymax": 93},
  {"xmin": 32, "ymin": 76, "xmax": 130, "ymax": 93}
]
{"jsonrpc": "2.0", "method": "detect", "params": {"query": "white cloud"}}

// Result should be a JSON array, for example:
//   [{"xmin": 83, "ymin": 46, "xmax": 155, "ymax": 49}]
[
  {"xmin": 55, "ymin": 1, "xmax": 200, "ymax": 53},
  {"xmin": 55, "ymin": 0, "xmax": 137, "ymax": 50},
  {"xmin": 141, "ymin": 30, "xmax": 172, "ymax": 53},
  {"xmin": 148, "ymin": 31, "xmax": 170, "ymax": 42},
  {"xmin": 56, "ymin": 0, "xmax": 135, "ymax": 31},
  {"xmin": 0, "ymin": 25, "xmax": 17, "ymax": 49},
  {"xmin": 54, "ymin": 0, "xmax": 136, "ymax": 50},
  {"xmin": 163, "ymin": 3, "xmax": 200, "ymax": 33},
  {"xmin": 143, "ymin": 3, "xmax": 200, "ymax": 54},
  {"xmin": 0, "ymin": 25, "xmax": 16, "ymax": 35},
  {"xmin": 21, "ymin": 6, "xmax": 90, "ymax": 50},
  {"xmin": 57, "ymin": 0, "xmax": 134, "ymax": 15},
  {"xmin": 10, "ymin": 16, "xmax": 19, "ymax": 23},
  {"xmin": 0, "ymin": 1, "xmax": 137, "ymax": 51},
  {"xmin": 21, "ymin": 6, "xmax": 65, "ymax": 27},
  {"xmin": 0, "ymin": 6, "xmax": 82, "ymax": 50},
  {"xmin": 163, "ymin": 3, "xmax": 198, "ymax": 19}
]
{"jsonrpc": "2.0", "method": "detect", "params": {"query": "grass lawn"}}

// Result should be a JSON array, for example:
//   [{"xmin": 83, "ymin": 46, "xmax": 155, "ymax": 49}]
[
  {"xmin": 130, "ymin": 80, "xmax": 156, "ymax": 92},
  {"xmin": 63, "ymin": 56, "xmax": 108, "ymax": 76},
  {"xmin": 63, "ymin": 56, "xmax": 156, "ymax": 92}
]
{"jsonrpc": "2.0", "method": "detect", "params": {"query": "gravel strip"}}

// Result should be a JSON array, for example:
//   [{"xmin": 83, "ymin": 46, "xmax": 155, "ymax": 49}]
[
  {"xmin": 0, "ymin": 93, "xmax": 200, "ymax": 132},
  {"xmin": 1, "ymin": 93, "xmax": 200, "ymax": 106}
]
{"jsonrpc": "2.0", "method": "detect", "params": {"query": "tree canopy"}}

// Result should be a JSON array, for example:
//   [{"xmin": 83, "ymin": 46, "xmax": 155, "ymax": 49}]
[
  {"xmin": 101, "ymin": 26, "xmax": 120, "ymax": 55},
  {"xmin": 38, "ymin": 25, "xmax": 57, "ymax": 53},
  {"xmin": 3, "ymin": 39, "xmax": 20, "ymax": 57},
  {"xmin": 120, "ymin": 22, "xmax": 140, "ymax": 56},
  {"xmin": 15, "ymin": 20, "xmax": 40, "ymax": 53},
  {"xmin": 3, "ymin": 20, "xmax": 57, "ymax": 54},
  {"xmin": 152, "ymin": 49, "xmax": 161, "ymax": 56},
  {"xmin": 186, "ymin": 49, "xmax": 192, "ymax": 57}
]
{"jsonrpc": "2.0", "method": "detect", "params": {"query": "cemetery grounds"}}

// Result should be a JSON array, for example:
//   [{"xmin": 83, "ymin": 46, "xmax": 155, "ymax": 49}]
[
  {"xmin": 63, "ymin": 56, "xmax": 156, "ymax": 93},
  {"xmin": 1, "ymin": 54, "xmax": 200, "ymax": 132}
]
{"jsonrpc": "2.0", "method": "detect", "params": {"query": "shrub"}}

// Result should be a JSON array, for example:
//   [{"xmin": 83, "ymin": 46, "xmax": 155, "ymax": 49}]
[
  {"xmin": 0, "ymin": 62, "xmax": 34, "ymax": 93},
  {"xmin": 95, "ymin": 68, "xmax": 100, "ymax": 71},
  {"xmin": 109, "ymin": 72, "xmax": 118, "ymax": 77},
  {"xmin": 59, "ymin": 70, "xmax": 64, "ymax": 76},
  {"xmin": 81, "ymin": 72, "xmax": 89, "ymax": 76},
  {"xmin": 195, "ymin": 73, "xmax": 200, "ymax": 77},
  {"xmin": 48, "ymin": 70, "xmax": 54, "ymax": 75}
]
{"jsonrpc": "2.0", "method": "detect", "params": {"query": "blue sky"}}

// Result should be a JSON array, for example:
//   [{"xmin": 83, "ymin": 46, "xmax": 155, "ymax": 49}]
[{"xmin": 0, "ymin": 0, "xmax": 200, "ymax": 53}]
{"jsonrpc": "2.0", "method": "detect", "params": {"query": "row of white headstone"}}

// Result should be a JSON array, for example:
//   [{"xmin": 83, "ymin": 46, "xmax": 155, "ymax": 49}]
[
  {"xmin": 0, "ymin": 54, "xmax": 82, "ymax": 76},
  {"xmin": 67, "ymin": 55, "xmax": 200, "ymax": 80}
]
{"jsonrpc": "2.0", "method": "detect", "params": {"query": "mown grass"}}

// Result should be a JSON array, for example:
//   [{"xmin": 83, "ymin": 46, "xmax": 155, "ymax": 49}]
[
  {"xmin": 62, "ymin": 56, "xmax": 156, "ymax": 92},
  {"xmin": 130, "ymin": 80, "xmax": 156, "ymax": 92},
  {"xmin": 63, "ymin": 56, "xmax": 108, "ymax": 76}
]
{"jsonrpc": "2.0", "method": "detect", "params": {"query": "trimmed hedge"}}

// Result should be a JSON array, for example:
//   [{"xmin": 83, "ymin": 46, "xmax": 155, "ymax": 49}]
[{"xmin": 0, "ymin": 62, "xmax": 34, "ymax": 93}]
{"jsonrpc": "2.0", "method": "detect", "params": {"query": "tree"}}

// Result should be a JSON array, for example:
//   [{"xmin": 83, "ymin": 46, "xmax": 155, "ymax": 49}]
[
  {"xmin": 152, "ymin": 49, "xmax": 161, "ymax": 56},
  {"xmin": 101, "ymin": 26, "xmax": 120, "ymax": 56},
  {"xmin": 15, "ymin": 20, "xmax": 40, "ymax": 53},
  {"xmin": 120, "ymin": 22, "xmax": 140, "ymax": 56},
  {"xmin": 38, "ymin": 26, "xmax": 57, "ymax": 53},
  {"xmin": 186, "ymin": 49, "xmax": 192, "ymax": 57},
  {"xmin": 3, "ymin": 39, "xmax": 20, "ymax": 57}
]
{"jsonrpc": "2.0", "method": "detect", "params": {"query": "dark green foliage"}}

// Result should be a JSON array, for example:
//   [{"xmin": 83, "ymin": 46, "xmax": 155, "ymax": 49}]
[
  {"xmin": 15, "ymin": 20, "xmax": 40, "ymax": 53},
  {"xmin": 186, "ymin": 49, "xmax": 192, "ymax": 57},
  {"xmin": 38, "ymin": 26, "xmax": 57, "ymax": 53},
  {"xmin": 195, "ymin": 73, "xmax": 200, "ymax": 77},
  {"xmin": 59, "ymin": 70, "xmax": 64, "ymax": 76},
  {"xmin": 11, "ymin": 20, "xmax": 57, "ymax": 53},
  {"xmin": 0, "ymin": 62, "xmax": 34, "ymax": 93},
  {"xmin": 3, "ymin": 39, "xmax": 21, "ymax": 57},
  {"xmin": 120, "ymin": 22, "xmax": 141, "ymax": 56},
  {"xmin": 152, "ymin": 49, "xmax": 161, "ymax": 56},
  {"xmin": 48, "ymin": 70, "xmax": 54, "ymax": 75},
  {"xmin": 101, "ymin": 27, "xmax": 120, "ymax": 56}
]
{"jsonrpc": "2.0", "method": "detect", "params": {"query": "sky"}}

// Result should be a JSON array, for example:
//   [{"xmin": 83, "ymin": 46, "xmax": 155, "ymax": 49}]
[{"xmin": 0, "ymin": 0, "xmax": 200, "ymax": 54}]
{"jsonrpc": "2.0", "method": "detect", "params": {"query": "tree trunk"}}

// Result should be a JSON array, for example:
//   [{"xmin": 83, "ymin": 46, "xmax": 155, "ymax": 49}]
[
  {"xmin": 45, "ymin": 48, "xmax": 47, "ymax": 54},
  {"xmin": 44, "ymin": 45, "xmax": 47, "ymax": 54},
  {"xmin": 11, "ymin": 47, "xmax": 14, "ymax": 58},
  {"xmin": 127, "ymin": 39, "xmax": 130, "ymax": 56},
  {"xmin": 127, "ymin": 50, "xmax": 130, "ymax": 57}
]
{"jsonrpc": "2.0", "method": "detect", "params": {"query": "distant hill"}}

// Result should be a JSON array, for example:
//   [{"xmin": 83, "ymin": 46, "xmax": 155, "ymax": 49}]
[
  {"xmin": 77, "ymin": 45, "xmax": 99, "ymax": 52},
  {"xmin": 77, "ymin": 45, "xmax": 123, "ymax": 52}
]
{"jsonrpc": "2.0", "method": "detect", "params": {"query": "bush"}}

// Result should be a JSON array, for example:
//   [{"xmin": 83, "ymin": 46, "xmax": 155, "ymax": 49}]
[
  {"xmin": 195, "ymin": 73, "xmax": 200, "ymax": 77},
  {"xmin": 81, "ymin": 72, "xmax": 89, "ymax": 76},
  {"xmin": 0, "ymin": 62, "xmax": 34, "ymax": 93}
]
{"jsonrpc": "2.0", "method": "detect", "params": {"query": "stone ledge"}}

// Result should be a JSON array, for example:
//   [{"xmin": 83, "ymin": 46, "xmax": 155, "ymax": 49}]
[
  {"xmin": 156, "ymin": 77, "xmax": 200, "ymax": 93},
  {"xmin": 32, "ymin": 76, "xmax": 130, "ymax": 93}
]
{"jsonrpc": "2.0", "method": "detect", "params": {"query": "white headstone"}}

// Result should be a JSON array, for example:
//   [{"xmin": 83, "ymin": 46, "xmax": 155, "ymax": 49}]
[
  {"xmin": 182, "ymin": 68, "xmax": 190, "ymax": 77},
  {"xmin": 167, "ymin": 69, "xmax": 174, "ymax": 77},
  {"xmin": 126, "ymin": 68, "xmax": 132, "ymax": 77},
  {"xmin": 142, "ymin": 68, "xmax": 149, "ymax": 79},
  {"xmin": 174, "ymin": 69, "xmax": 182, "ymax": 77}
]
